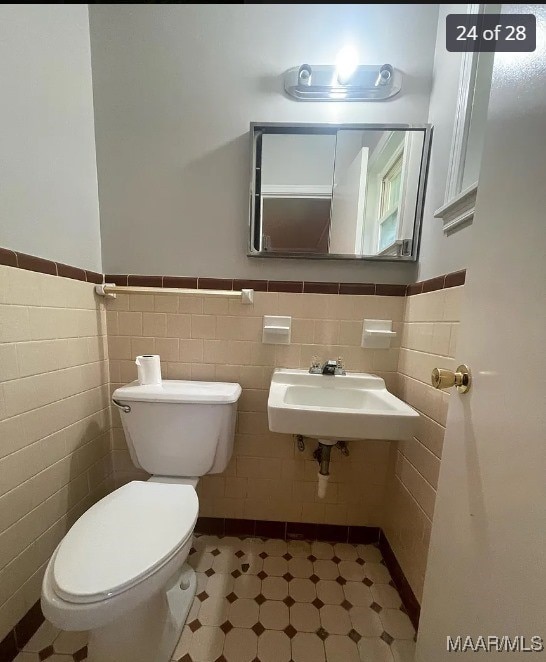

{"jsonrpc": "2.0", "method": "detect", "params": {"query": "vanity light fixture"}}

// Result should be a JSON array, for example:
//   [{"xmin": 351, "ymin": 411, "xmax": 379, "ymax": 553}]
[
  {"xmin": 335, "ymin": 45, "xmax": 359, "ymax": 84},
  {"xmin": 284, "ymin": 60, "xmax": 401, "ymax": 101}
]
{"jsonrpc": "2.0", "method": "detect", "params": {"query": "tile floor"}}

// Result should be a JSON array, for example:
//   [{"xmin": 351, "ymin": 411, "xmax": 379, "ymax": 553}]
[{"xmin": 15, "ymin": 534, "xmax": 415, "ymax": 662}]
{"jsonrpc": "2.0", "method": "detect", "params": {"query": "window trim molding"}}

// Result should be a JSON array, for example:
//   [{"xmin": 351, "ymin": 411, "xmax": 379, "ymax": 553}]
[{"xmin": 435, "ymin": 3, "xmax": 483, "ymax": 234}]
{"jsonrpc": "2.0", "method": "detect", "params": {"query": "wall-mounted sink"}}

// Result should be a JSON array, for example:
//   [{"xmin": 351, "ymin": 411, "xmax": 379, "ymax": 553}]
[{"xmin": 268, "ymin": 369, "xmax": 419, "ymax": 441}]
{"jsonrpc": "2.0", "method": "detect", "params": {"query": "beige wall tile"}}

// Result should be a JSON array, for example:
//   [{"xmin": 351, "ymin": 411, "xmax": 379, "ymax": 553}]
[
  {"xmin": 225, "ymin": 476, "xmax": 248, "ymax": 499},
  {"xmin": 191, "ymin": 315, "xmax": 216, "ymax": 339},
  {"xmin": 117, "ymin": 311, "xmax": 142, "ymax": 336},
  {"xmin": 215, "ymin": 364, "xmax": 241, "ymax": 383},
  {"xmin": 165, "ymin": 362, "xmax": 192, "ymax": 380},
  {"xmin": 0, "ymin": 270, "xmax": 115, "ymax": 641},
  {"xmin": 154, "ymin": 294, "xmax": 178, "ymax": 313},
  {"xmin": 105, "ymin": 293, "xmax": 129, "ymax": 311},
  {"xmin": 443, "ymin": 286, "xmax": 463, "ymax": 321},
  {"xmin": 372, "ymin": 349, "xmax": 399, "ymax": 372},
  {"xmin": 109, "ymin": 336, "xmax": 132, "ymax": 360},
  {"xmin": 0, "ymin": 415, "xmax": 31, "ymax": 460},
  {"xmin": 277, "ymin": 293, "xmax": 312, "ymax": 319},
  {"xmin": 142, "ymin": 312, "xmax": 167, "ymax": 337},
  {"xmin": 339, "ymin": 321, "xmax": 362, "ymax": 346},
  {"xmin": 0, "ymin": 305, "xmax": 30, "ymax": 343},
  {"xmin": 238, "ymin": 366, "xmax": 269, "ymax": 389},
  {"xmin": 448, "ymin": 322, "xmax": 459, "ymax": 358},
  {"xmin": 237, "ymin": 412, "xmax": 270, "ymax": 435},
  {"xmin": 106, "ymin": 311, "xmax": 118, "ymax": 336},
  {"xmin": 384, "ymin": 283, "xmax": 464, "ymax": 602},
  {"xmin": 291, "ymin": 319, "xmax": 315, "ymax": 344},
  {"xmin": 203, "ymin": 297, "xmax": 230, "ymax": 315},
  {"xmin": 249, "ymin": 343, "xmax": 276, "ymax": 366},
  {"xmin": 275, "ymin": 344, "xmax": 301, "ymax": 369},
  {"xmin": 3, "ymin": 266, "xmax": 463, "ymax": 636},
  {"xmin": 314, "ymin": 320, "xmax": 340, "ymax": 345},
  {"xmin": 191, "ymin": 363, "xmax": 216, "ymax": 380},
  {"xmin": 230, "ymin": 292, "xmax": 278, "ymax": 318},
  {"xmin": 155, "ymin": 337, "xmax": 180, "ymax": 362},
  {"xmin": 216, "ymin": 316, "xmax": 241, "ymax": 340},
  {"xmin": 2, "ymin": 267, "xmax": 45, "ymax": 307},
  {"xmin": 129, "ymin": 294, "xmax": 154, "ymax": 311},
  {"xmin": 203, "ymin": 340, "xmax": 229, "ymax": 364},
  {"xmin": 396, "ymin": 453, "xmax": 435, "ymax": 524},
  {"xmin": 238, "ymin": 389, "xmax": 269, "ymax": 412},
  {"xmin": 400, "ymin": 438, "xmax": 440, "ymax": 489},
  {"xmin": 15, "ymin": 340, "xmax": 55, "ymax": 377},
  {"xmin": 179, "ymin": 338, "xmax": 204, "ymax": 363},
  {"xmin": 235, "ymin": 433, "xmax": 292, "ymax": 459},
  {"xmin": 178, "ymin": 295, "xmax": 203, "ymax": 314},
  {"xmin": 415, "ymin": 413, "xmax": 445, "ymax": 458},
  {"xmin": 0, "ymin": 344, "xmax": 19, "ymax": 381},
  {"xmin": 236, "ymin": 456, "xmax": 283, "ymax": 480},
  {"xmin": 166, "ymin": 313, "xmax": 191, "ymax": 337},
  {"xmin": 131, "ymin": 336, "xmax": 155, "ymax": 358},
  {"xmin": 431, "ymin": 323, "xmax": 452, "ymax": 356}
]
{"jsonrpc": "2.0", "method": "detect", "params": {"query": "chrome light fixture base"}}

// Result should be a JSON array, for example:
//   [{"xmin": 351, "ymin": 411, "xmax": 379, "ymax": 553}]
[{"xmin": 284, "ymin": 64, "xmax": 401, "ymax": 101}]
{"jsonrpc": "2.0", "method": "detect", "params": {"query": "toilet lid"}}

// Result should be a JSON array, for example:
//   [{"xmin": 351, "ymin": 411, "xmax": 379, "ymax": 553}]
[{"xmin": 52, "ymin": 481, "xmax": 198, "ymax": 603}]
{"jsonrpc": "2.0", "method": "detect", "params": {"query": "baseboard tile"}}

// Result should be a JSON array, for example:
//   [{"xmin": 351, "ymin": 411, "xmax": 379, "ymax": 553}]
[{"xmin": 378, "ymin": 531, "xmax": 421, "ymax": 631}]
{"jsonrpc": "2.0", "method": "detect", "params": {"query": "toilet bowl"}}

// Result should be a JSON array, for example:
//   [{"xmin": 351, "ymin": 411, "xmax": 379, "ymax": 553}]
[{"xmin": 41, "ymin": 379, "xmax": 241, "ymax": 662}]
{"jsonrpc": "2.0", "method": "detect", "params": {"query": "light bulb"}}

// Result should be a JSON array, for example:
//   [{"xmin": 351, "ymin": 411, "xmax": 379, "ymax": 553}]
[{"xmin": 336, "ymin": 46, "xmax": 358, "ymax": 85}]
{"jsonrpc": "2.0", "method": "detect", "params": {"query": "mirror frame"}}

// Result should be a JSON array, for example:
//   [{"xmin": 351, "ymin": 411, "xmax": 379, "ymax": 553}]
[{"xmin": 248, "ymin": 122, "xmax": 433, "ymax": 262}]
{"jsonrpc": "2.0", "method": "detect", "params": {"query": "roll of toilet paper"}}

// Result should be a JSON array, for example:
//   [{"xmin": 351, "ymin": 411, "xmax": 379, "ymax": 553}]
[{"xmin": 135, "ymin": 355, "xmax": 162, "ymax": 385}]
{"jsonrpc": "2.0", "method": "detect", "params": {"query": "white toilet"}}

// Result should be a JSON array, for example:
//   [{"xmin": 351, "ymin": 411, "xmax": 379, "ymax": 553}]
[{"xmin": 41, "ymin": 379, "xmax": 241, "ymax": 662}]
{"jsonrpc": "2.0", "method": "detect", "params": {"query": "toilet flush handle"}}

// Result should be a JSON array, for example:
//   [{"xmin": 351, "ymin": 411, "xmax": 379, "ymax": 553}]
[{"xmin": 112, "ymin": 398, "xmax": 131, "ymax": 413}]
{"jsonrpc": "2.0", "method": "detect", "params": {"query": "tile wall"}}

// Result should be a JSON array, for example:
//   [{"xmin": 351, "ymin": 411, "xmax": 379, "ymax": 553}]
[
  {"xmin": 106, "ymin": 291, "xmax": 405, "ymax": 527},
  {"xmin": 0, "ymin": 266, "xmax": 113, "ymax": 642},
  {"xmin": 0, "ymin": 259, "xmax": 463, "ymax": 645},
  {"xmin": 383, "ymin": 285, "xmax": 463, "ymax": 603}
]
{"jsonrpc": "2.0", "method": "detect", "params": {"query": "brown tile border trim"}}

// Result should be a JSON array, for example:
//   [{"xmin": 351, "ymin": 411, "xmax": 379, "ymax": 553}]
[
  {"xmin": 1, "ymin": 246, "xmax": 464, "ymax": 297},
  {"xmin": 196, "ymin": 516, "xmax": 380, "ymax": 545},
  {"xmin": 406, "ymin": 269, "xmax": 466, "ymax": 296},
  {"xmin": 0, "ymin": 247, "xmax": 103, "ymax": 285},
  {"xmin": 104, "ymin": 272, "xmax": 465, "ymax": 296},
  {"xmin": 104, "ymin": 275, "xmax": 411, "ymax": 296},
  {"xmin": 378, "ymin": 531, "xmax": 421, "ymax": 631},
  {"xmin": 0, "ymin": 599, "xmax": 45, "ymax": 662}
]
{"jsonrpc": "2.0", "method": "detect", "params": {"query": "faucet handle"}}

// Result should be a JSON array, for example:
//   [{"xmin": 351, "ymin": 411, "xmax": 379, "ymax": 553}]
[
  {"xmin": 309, "ymin": 355, "xmax": 322, "ymax": 374},
  {"xmin": 335, "ymin": 356, "xmax": 346, "ymax": 375}
]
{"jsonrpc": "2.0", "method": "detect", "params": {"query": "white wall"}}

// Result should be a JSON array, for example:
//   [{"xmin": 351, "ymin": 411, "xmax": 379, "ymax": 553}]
[
  {"xmin": 262, "ymin": 134, "xmax": 336, "ymax": 188},
  {"xmin": 330, "ymin": 132, "xmax": 368, "ymax": 254},
  {"xmin": 89, "ymin": 4, "xmax": 439, "ymax": 283},
  {"xmin": 0, "ymin": 5, "xmax": 102, "ymax": 272},
  {"xmin": 417, "ymin": 5, "xmax": 471, "ymax": 281}
]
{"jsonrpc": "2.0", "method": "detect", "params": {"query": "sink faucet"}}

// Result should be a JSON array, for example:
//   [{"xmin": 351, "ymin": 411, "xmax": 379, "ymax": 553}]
[{"xmin": 309, "ymin": 357, "xmax": 346, "ymax": 376}]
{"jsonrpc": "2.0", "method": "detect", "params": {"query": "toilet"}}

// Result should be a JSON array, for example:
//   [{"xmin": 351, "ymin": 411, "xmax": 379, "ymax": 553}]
[{"xmin": 41, "ymin": 379, "xmax": 241, "ymax": 662}]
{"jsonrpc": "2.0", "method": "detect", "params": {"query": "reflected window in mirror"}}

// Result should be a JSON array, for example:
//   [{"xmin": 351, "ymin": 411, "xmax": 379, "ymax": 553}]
[{"xmin": 249, "ymin": 123, "xmax": 432, "ymax": 261}]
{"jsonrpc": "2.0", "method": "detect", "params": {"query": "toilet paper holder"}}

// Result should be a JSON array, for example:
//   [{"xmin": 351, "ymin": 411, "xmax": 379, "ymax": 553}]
[{"xmin": 112, "ymin": 398, "xmax": 131, "ymax": 413}]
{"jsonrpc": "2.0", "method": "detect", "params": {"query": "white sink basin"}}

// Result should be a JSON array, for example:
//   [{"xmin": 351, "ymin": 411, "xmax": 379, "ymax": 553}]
[{"xmin": 268, "ymin": 369, "xmax": 419, "ymax": 441}]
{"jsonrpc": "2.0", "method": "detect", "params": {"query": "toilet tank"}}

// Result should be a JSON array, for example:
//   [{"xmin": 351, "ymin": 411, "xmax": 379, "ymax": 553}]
[{"xmin": 112, "ymin": 380, "xmax": 242, "ymax": 477}]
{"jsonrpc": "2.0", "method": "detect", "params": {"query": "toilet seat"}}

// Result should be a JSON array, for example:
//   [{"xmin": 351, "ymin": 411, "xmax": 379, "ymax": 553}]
[{"xmin": 51, "ymin": 481, "xmax": 198, "ymax": 604}]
